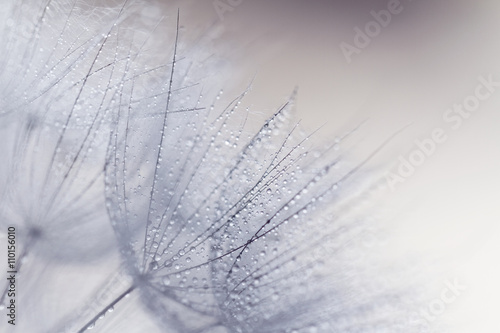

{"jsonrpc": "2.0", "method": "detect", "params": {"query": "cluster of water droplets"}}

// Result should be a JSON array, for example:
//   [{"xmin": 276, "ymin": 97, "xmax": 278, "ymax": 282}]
[
  {"xmin": 100, "ymin": 13, "xmax": 420, "ymax": 329},
  {"xmin": 0, "ymin": 1, "xmax": 177, "ymax": 331},
  {"xmin": 0, "ymin": 1, "xmax": 429, "ymax": 332}
]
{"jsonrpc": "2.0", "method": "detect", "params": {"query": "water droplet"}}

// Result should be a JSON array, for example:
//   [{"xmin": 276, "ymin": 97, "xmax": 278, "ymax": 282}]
[{"xmin": 162, "ymin": 277, "xmax": 171, "ymax": 286}]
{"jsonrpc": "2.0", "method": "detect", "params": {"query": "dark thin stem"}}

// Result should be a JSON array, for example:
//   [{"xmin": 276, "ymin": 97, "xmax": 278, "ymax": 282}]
[
  {"xmin": 141, "ymin": 9, "xmax": 180, "ymax": 272},
  {"xmin": 76, "ymin": 285, "xmax": 135, "ymax": 333}
]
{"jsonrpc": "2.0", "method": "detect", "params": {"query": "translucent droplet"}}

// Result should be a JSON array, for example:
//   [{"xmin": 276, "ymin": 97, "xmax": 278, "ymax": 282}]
[{"xmin": 162, "ymin": 277, "xmax": 171, "ymax": 286}]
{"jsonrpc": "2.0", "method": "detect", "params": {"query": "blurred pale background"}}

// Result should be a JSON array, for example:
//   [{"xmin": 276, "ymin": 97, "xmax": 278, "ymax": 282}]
[
  {"xmin": 170, "ymin": 0, "xmax": 500, "ymax": 332},
  {"xmin": 0, "ymin": 1, "xmax": 497, "ymax": 332}
]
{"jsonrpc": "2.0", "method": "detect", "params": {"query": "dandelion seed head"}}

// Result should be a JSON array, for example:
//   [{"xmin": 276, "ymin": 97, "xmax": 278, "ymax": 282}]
[{"xmin": 0, "ymin": 1, "xmax": 434, "ymax": 332}]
